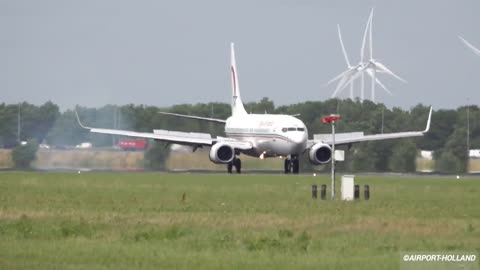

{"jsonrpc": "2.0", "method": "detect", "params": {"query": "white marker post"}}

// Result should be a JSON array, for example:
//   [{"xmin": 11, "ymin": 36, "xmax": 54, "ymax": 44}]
[{"xmin": 322, "ymin": 114, "xmax": 341, "ymax": 200}]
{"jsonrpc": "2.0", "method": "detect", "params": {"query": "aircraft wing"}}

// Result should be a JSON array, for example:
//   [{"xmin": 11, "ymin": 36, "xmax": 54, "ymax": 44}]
[
  {"xmin": 308, "ymin": 107, "xmax": 432, "ymax": 147},
  {"xmin": 75, "ymin": 111, "xmax": 252, "ymax": 149},
  {"xmin": 87, "ymin": 127, "xmax": 214, "ymax": 146},
  {"xmin": 158, "ymin": 111, "xmax": 226, "ymax": 124}
]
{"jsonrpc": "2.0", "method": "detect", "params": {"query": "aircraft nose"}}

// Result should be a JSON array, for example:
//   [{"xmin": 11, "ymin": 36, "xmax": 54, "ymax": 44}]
[
  {"xmin": 290, "ymin": 133, "xmax": 307, "ymax": 149},
  {"xmin": 292, "ymin": 135, "xmax": 304, "ymax": 144}
]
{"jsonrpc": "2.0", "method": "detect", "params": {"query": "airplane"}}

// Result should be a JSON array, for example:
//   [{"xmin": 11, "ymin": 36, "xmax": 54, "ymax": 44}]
[{"xmin": 76, "ymin": 42, "xmax": 432, "ymax": 174}]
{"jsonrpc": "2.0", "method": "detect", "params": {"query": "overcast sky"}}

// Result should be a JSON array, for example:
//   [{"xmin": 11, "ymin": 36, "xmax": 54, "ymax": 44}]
[{"xmin": 1, "ymin": 0, "xmax": 480, "ymax": 110}]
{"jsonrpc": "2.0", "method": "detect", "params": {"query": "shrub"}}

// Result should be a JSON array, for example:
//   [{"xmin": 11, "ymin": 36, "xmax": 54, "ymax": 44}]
[
  {"xmin": 144, "ymin": 141, "xmax": 170, "ymax": 170},
  {"xmin": 11, "ymin": 140, "xmax": 39, "ymax": 169}
]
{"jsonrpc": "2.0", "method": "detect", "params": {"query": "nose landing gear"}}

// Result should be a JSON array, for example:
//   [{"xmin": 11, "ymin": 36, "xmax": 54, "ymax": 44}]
[{"xmin": 284, "ymin": 155, "xmax": 299, "ymax": 174}]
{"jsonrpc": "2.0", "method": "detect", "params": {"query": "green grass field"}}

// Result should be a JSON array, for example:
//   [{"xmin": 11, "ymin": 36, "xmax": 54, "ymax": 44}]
[{"xmin": 0, "ymin": 172, "xmax": 479, "ymax": 270}]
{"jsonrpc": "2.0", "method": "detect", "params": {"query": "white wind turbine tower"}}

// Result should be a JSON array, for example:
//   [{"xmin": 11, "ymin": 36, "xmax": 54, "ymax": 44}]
[{"xmin": 362, "ymin": 9, "xmax": 407, "ymax": 103}]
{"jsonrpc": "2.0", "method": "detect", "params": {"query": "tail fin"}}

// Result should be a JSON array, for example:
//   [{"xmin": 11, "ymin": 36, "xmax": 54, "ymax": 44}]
[{"xmin": 230, "ymin": 42, "xmax": 247, "ymax": 116}]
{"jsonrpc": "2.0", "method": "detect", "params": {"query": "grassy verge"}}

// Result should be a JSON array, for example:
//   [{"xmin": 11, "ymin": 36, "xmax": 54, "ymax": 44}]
[{"xmin": 0, "ymin": 172, "xmax": 479, "ymax": 269}]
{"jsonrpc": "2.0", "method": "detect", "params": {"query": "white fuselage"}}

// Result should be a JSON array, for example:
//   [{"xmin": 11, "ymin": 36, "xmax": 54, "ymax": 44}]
[{"xmin": 225, "ymin": 114, "xmax": 308, "ymax": 158}]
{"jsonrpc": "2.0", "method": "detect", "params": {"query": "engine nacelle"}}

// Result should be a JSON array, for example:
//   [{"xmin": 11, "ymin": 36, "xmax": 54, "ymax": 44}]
[
  {"xmin": 308, "ymin": 143, "xmax": 332, "ymax": 165},
  {"xmin": 209, "ymin": 143, "xmax": 235, "ymax": 164}
]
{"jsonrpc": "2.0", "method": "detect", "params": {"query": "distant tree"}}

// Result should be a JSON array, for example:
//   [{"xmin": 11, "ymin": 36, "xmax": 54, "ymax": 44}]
[
  {"xmin": 144, "ymin": 141, "xmax": 170, "ymax": 170},
  {"xmin": 388, "ymin": 140, "xmax": 417, "ymax": 172},
  {"xmin": 11, "ymin": 140, "xmax": 39, "ymax": 169},
  {"xmin": 245, "ymin": 97, "xmax": 275, "ymax": 114},
  {"xmin": 435, "ymin": 150, "xmax": 463, "ymax": 174},
  {"xmin": 350, "ymin": 143, "xmax": 377, "ymax": 172},
  {"xmin": 0, "ymin": 103, "xmax": 21, "ymax": 147},
  {"xmin": 47, "ymin": 110, "xmax": 89, "ymax": 146},
  {"xmin": 440, "ymin": 127, "xmax": 468, "ymax": 173},
  {"xmin": 422, "ymin": 109, "xmax": 457, "ymax": 151},
  {"xmin": 15, "ymin": 102, "xmax": 59, "ymax": 144},
  {"xmin": 3, "ymin": 98, "xmax": 477, "ymax": 173}
]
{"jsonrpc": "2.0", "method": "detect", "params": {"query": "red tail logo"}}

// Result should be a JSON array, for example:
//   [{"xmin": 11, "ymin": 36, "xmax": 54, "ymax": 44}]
[{"xmin": 231, "ymin": 66, "xmax": 237, "ymax": 96}]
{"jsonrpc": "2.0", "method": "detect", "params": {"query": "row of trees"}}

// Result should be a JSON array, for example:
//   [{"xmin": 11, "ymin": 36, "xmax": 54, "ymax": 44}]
[{"xmin": 0, "ymin": 98, "xmax": 477, "ymax": 173}]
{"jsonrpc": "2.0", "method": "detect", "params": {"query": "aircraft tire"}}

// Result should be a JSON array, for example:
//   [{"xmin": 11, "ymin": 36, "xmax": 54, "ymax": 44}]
[
  {"xmin": 234, "ymin": 159, "xmax": 241, "ymax": 174},
  {"xmin": 284, "ymin": 159, "xmax": 291, "ymax": 174},
  {"xmin": 292, "ymin": 159, "xmax": 300, "ymax": 174}
]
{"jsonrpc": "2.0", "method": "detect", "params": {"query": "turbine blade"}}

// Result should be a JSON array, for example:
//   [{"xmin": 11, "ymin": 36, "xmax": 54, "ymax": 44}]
[
  {"xmin": 331, "ymin": 76, "xmax": 349, "ymax": 98},
  {"xmin": 459, "ymin": 36, "xmax": 480, "ymax": 56},
  {"xmin": 376, "ymin": 78, "xmax": 393, "ymax": 95},
  {"xmin": 373, "ymin": 61, "xmax": 407, "ymax": 83},
  {"xmin": 369, "ymin": 8, "xmax": 374, "ymax": 60},
  {"xmin": 325, "ymin": 70, "xmax": 347, "ymax": 86},
  {"xmin": 337, "ymin": 24, "xmax": 351, "ymax": 67},
  {"xmin": 344, "ymin": 68, "xmax": 363, "ymax": 85},
  {"xmin": 366, "ymin": 69, "xmax": 392, "ymax": 95},
  {"xmin": 360, "ymin": 9, "xmax": 374, "ymax": 62},
  {"xmin": 331, "ymin": 69, "xmax": 358, "ymax": 97}
]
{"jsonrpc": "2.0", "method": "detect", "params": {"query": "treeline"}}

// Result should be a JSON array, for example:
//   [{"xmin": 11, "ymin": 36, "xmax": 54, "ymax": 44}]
[{"xmin": 0, "ymin": 98, "xmax": 477, "ymax": 173}]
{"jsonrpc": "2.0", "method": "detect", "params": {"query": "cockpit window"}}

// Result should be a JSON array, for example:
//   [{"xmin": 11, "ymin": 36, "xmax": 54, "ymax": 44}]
[{"xmin": 283, "ymin": 127, "xmax": 305, "ymax": 132}]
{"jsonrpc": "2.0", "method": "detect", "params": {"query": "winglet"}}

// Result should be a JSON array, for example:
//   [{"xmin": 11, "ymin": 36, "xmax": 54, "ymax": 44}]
[
  {"xmin": 423, "ymin": 106, "xmax": 433, "ymax": 133},
  {"xmin": 75, "ymin": 109, "xmax": 90, "ymax": 130}
]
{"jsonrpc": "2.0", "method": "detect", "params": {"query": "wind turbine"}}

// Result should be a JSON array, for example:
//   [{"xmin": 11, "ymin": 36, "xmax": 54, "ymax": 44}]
[
  {"xmin": 327, "ymin": 8, "xmax": 406, "ymax": 103},
  {"xmin": 362, "ymin": 9, "xmax": 406, "ymax": 102},
  {"xmin": 327, "ymin": 14, "xmax": 372, "ymax": 102},
  {"xmin": 326, "ymin": 24, "xmax": 358, "ymax": 100},
  {"xmin": 459, "ymin": 36, "xmax": 480, "ymax": 56}
]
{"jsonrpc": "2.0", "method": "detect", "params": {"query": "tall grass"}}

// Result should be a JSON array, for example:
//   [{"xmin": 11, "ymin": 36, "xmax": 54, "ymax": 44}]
[
  {"xmin": 0, "ymin": 172, "xmax": 479, "ymax": 269},
  {"xmin": 468, "ymin": 159, "xmax": 480, "ymax": 173},
  {"xmin": 33, "ymin": 149, "xmax": 144, "ymax": 170},
  {"xmin": 0, "ymin": 150, "xmax": 13, "ymax": 169},
  {"xmin": 166, "ymin": 150, "xmax": 284, "ymax": 171},
  {"xmin": 416, "ymin": 157, "xmax": 435, "ymax": 172}
]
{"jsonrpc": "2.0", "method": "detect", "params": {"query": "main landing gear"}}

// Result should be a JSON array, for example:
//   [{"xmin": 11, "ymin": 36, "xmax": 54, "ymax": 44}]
[
  {"xmin": 226, "ymin": 155, "xmax": 300, "ymax": 174},
  {"xmin": 284, "ymin": 155, "xmax": 300, "ymax": 174},
  {"xmin": 227, "ymin": 157, "xmax": 242, "ymax": 174}
]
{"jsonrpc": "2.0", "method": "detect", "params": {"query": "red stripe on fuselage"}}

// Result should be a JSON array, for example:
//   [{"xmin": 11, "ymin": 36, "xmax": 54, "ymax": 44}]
[
  {"xmin": 226, "ymin": 133, "xmax": 294, "ymax": 143},
  {"xmin": 231, "ymin": 66, "xmax": 237, "ymax": 96}
]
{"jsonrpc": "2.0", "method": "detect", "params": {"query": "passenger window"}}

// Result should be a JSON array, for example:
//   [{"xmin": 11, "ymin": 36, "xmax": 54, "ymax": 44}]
[
  {"xmin": 297, "ymin": 128, "xmax": 305, "ymax": 131},
  {"xmin": 288, "ymin": 127, "xmax": 296, "ymax": 131},
  {"xmin": 282, "ymin": 128, "xmax": 287, "ymax": 132}
]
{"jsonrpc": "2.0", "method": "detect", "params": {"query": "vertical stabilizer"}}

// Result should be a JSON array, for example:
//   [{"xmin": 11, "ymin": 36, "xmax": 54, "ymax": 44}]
[{"xmin": 230, "ymin": 43, "xmax": 247, "ymax": 116}]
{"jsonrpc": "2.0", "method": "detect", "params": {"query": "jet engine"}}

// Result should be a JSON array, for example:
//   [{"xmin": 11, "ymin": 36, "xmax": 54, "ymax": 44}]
[
  {"xmin": 209, "ymin": 143, "xmax": 235, "ymax": 164},
  {"xmin": 308, "ymin": 143, "xmax": 332, "ymax": 165}
]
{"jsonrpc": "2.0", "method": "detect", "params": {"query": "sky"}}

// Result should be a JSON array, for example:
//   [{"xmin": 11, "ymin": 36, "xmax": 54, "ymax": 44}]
[{"xmin": 1, "ymin": 0, "xmax": 480, "ymax": 111}]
